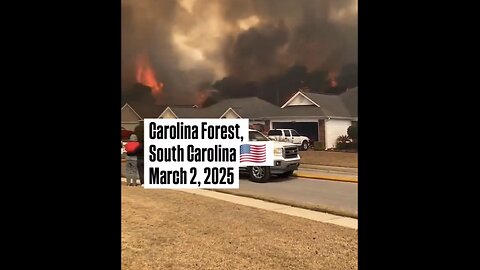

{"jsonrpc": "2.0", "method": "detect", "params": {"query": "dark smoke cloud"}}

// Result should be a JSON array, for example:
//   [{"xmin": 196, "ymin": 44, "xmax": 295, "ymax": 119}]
[
  {"xmin": 224, "ymin": 21, "xmax": 288, "ymax": 82},
  {"xmin": 121, "ymin": 83, "xmax": 155, "ymax": 106},
  {"xmin": 122, "ymin": 0, "xmax": 357, "ymax": 106}
]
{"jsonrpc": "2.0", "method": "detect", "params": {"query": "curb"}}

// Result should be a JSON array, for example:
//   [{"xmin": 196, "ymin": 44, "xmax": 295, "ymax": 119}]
[
  {"xmin": 122, "ymin": 160, "xmax": 357, "ymax": 183},
  {"xmin": 121, "ymin": 172, "xmax": 357, "ymax": 183},
  {"xmin": 299, "ymin": 164, "xmax": 358, "ymax": 172},
  {"xmin": 121, "ymin": 178, "xmax": 357, "ymax": 220},
  {"xmin": 212, "ymin": 189, "xmax": 358, "ymax": 219},
  {"xmin": 293, "ymin": 172, "xmax": 357, "ymax": 183}
]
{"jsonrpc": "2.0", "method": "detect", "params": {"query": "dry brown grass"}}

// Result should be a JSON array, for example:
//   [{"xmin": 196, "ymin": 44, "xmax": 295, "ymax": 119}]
[
  {"xmin": 122, "ymin": 184, "xmax": 357, "ymax": 270},
  {"xmin": 300, "ymin": 151, "xmax": 358, "ymax": 168}
]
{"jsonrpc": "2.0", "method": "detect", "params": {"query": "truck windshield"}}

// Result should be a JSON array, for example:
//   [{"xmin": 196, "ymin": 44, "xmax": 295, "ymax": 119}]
[
  {"xmin": 267, "ymin": 130, "xmax": 282, "ymax": 135},
  {"xmin": 249, "ymin": 131, "xmax": 270, "ymax": 141}
]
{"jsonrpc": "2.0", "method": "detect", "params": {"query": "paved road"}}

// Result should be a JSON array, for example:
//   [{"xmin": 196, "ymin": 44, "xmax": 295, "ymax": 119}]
[
  {"xmin": 121, "ymin": 162, "xmax": 357, "ymax": 216},
  {"xmin": 232, "ymin": 174, "xmax": 357, "ymax": 216}
]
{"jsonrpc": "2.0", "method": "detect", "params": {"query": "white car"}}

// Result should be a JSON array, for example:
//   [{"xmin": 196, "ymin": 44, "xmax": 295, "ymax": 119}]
[
  {"xmin": 267, "ymin": 129, "xmax": 311, "ymax": 151},
  {"xmin": 240, "ymin": 130, "xmax": 301, "ymax": 183}
]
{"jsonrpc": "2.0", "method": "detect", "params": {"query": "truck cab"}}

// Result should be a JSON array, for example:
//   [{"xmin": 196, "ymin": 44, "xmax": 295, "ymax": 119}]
[
  {"xmin": 267, "ymin": 129, "xmax": 311, "ymax": 151},
  {"xmin": 241, "ymin": 129, "xmax": 301, "ymax": 182}
]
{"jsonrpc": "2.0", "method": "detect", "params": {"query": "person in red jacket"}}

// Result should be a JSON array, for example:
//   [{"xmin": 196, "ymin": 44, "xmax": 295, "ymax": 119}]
[{"xmin": 125, "ymin": 134, "xmax": 140, "ymax": 186}]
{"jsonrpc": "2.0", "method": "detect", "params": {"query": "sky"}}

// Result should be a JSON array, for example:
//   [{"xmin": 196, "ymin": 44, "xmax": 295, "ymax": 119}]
[{"xmin": 121, "ymin": 0, "xmax": 357, "ymax": 106}]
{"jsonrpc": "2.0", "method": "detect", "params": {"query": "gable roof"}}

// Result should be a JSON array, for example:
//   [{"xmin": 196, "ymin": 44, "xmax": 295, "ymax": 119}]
[
  {"xmin": 281, "ymin": 91, "xmax": 321, "ymax": 108},
  {"xmin": 121, "ymin": 103, "xmax": 143, "ymax": 120},
  {"xmin": 123, "ymin": 102, "xmax": 198, "ymax": 119},
  {"xmin": 302, "ymin": 92, "xmax": 351, "ymax": 118},
  {"xmin": 124, "ymin": 102, "xmax": 167, "ymax": 119},
  {"xmin": 152, "ymin": 89, "xmax": 358, "ymax": 119},
  {"xmin": 158, "ymin": 107, "xmax": 179, "ymax": 118},
  {"xmin": 220, "ymin": 107, "xmax": 242, "ymax": 118}
]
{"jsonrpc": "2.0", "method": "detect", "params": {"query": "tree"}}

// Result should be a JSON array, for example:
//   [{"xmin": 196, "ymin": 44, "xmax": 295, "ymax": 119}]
[
  {"xmin": 134, "ymin": 123, "xmax": 144, "ymax": 142},
  {"xmin": 347, "ymin": 125, "xmax": 357, "ymax": 141}
]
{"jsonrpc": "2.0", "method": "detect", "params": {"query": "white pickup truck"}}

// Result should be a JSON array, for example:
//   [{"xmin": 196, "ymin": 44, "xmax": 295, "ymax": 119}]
[
  {"xmin": 241, "ymin": 129, "xmax": 301, "ymax": 183},
  {"xmin": 267, "ymin": 129, "xmax": 311, "ymax": 151}
]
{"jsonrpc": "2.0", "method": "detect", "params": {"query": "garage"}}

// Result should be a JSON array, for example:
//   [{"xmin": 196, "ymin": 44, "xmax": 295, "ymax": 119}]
[{"xmin": 271, "ymin": 121, "xmax": 319, "ymax": 142}]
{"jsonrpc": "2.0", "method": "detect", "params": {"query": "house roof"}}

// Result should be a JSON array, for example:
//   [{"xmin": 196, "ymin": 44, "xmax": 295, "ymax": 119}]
[
  {"xmin": 131, "ymin": 89, "xmax": 358, "ymax": 120},
  {"xmin": 339, "ymin": 87, "xmax": 358, "ymax": 117},
  {"xmin": 122, "ymin": 102, "xmax": 198, "ymax": 119},
  {"xmin": 165, "ymin": 106, "xmax": 211, "ymax": 118},
  {"xmin": 302, "ymin": 92, "xmax": 352, "ymax": 118},
  {"xmin": 203, "ymin": 97, "xmax": 282, "ymax": 119},
  {"xmin": 163, "ymin": 97, "xmax": 282, "ymax": 119},
  {"xmin": 281, "ymin": 91, "xmax": 321, "ymax": 108},
  {"xmin": 121, "ymin": 103, "xmax": 142, "ymax": 120},
  {"xmin": 261, "ymin": 105, "xmax": 326, "ymax": 119},
  {"xmin": 123, "ymin": 102, "xmax": 167, "ymax": 119}
]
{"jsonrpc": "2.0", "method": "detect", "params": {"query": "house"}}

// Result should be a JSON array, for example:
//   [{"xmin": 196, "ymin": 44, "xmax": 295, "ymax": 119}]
[
  {"xmin": 271, "ymin": 88, "xmax": 357, "ymax": 149},
  {"xmin": 158, "ymin": 97, "xmax": 282, "ymax": 133},
  {"xmin": 121, "ymin": 103, "xmax": 142, "ymax": 131},
  {"xmin": 121, "ymin": 102, "xmax": 168, "ymax": 131},
  {"xmin": 125, "ymin": 87, "xmax": 357, "ymax": 149}
]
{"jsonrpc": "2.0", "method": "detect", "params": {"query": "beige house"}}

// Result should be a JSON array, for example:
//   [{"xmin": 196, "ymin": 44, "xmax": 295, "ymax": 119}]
[
  {"xmin": 122, "ymin": 88, "xmax": 357, "ymax": 149},
  {"xmin": 121, "ymin": 103, "xmax": 142, "ymax": 131},
  {"xmin": 269, "ymin": 88, "xmax": 357, "ymax": 149},
  {"xmin": 121, "ymin": 102, "xmax": 168, "ymax": 131}
]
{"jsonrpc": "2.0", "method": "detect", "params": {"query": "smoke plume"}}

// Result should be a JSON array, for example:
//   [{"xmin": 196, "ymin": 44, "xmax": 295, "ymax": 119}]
[{"xmin": 122, "ymin": 0, "xmax": 357, "ymax": 106}]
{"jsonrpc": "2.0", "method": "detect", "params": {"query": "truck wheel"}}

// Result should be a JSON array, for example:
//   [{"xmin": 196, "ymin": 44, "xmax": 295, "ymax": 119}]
[
  {"xmin": 279, "ymin": 170, "xmax": 294, "ymax": 178},
  {"xmin": 249, "ymin": 166, "xmax": 271, "ymax": 183},
  {"xmin": 301, "ymin": 140, "xmax": 309, "ymax": 151}
]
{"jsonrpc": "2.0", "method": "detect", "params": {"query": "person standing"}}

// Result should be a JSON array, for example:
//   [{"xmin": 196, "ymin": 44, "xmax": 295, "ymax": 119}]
[
  {"xmin": 125, "ymin": 134, "xmax": 140, "ymax": 186},
  {"xmin": 136, "ymin": 138, "xmax": 144, "ymax": 187}
]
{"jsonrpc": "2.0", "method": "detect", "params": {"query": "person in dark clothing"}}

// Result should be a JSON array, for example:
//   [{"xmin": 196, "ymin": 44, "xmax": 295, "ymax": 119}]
[{"xmin": 136, "ymin": 141, "xmax": 144, "ymax": 186}]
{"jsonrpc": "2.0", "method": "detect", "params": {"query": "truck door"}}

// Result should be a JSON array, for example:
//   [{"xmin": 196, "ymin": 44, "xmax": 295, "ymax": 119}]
[
  {"xmin": 291, "ymin": 130, "xmax": 302, "ymax": 144},
  {"xmin": 284, "ymin": 129, "xmax": 293, "ymax": 143}
]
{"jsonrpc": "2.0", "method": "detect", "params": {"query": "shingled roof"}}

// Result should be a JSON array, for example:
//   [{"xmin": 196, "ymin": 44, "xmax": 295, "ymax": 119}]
[
  {"xmin": 339, "ymin": 87, "xmax": 358, "ymax": 117},
  {"xmin": 163, "ymin": 97, "xmax": 282, "ymax": 119},
  {"xmin": 148, "ymin": 88, "xmax": 358, "ymax": 120},
  {"xmin": 123, "ymin": 102, "xmax": 167, "ymax": 119},
  {"xmin": 302, "ymin": 92, "xmax": 351, "ymax": 118},
  {"xmin": 203, "ymin": 97, "xmax": 282, "ymax": 119}
]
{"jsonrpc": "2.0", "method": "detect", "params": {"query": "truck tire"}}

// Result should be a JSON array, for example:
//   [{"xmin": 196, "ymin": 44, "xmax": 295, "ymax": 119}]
[
  {"xmin": 301, "ymin": 140, "xmax": 309, "ymax": 151},
  {"xmin": 249, "ymin": 166, "xmax": 271, "ymax": 183}
]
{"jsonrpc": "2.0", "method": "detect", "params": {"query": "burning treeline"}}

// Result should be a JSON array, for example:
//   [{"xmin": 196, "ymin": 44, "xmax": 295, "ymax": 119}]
[{"xmin": 121, "ymin": 0, "xmax": 357, "ymax": 107}]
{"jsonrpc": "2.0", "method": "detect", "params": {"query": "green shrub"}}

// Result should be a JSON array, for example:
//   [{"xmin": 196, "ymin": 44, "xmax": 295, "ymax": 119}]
[
  {"xmin": 313, "ymin": 141, "xmax": 325, "ymax": 151},
  {"xmin": 347, "ymin": 125, "xmax": 358, "ymax": 151},
  {"xmin": 336, "ymin": 135, "xmax": 351, "ymax": 150},
  {"xmin": 347, "ymin": 125, "xmax": 357, "ymax": 141},
  {"xmin": 134, "ymin": 123, "xmax": 144, "ymax": 142}
]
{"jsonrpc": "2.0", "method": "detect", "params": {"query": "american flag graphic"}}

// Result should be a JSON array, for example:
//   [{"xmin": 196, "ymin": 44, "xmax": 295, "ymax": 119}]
[{"xmin": 240, "ymin": 144, "xmax": 266, "ymax": 163}]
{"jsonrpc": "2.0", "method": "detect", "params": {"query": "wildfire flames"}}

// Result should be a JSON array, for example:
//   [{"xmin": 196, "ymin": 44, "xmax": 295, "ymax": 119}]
[
  {"xmin": 328, "ymin": 72, "xmax": 338, "ymax": 88},
  {"xmin": 195, "ymin": 91, "xmax": 208, "ymax": 107},
  {"xmin": 136, "ymin": 54, "xmax": 164, "ymax": 96}
]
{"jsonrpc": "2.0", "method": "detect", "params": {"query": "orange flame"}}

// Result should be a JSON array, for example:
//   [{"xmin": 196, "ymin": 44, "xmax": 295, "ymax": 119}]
[
  {"xmin": 195, "ymin": 90, "xmax": 208, "ymax": 107},
  {"xmin": 328, "ymin": 71, "xmax": 338, "ymax": 87},
  {"xmin": 136, "ymin": 54, "xmax": 163, "ymax": 96}
]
